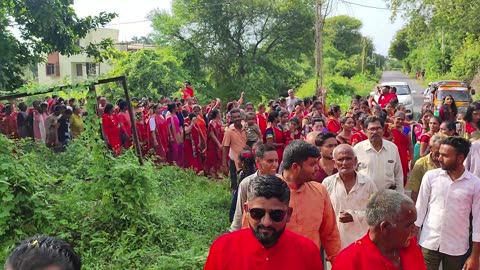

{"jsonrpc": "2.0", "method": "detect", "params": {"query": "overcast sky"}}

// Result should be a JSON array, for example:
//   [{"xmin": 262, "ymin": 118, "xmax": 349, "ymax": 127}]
[{"xmin": 73, "ymin": 0, "xmax": 405, "ymax": 56}]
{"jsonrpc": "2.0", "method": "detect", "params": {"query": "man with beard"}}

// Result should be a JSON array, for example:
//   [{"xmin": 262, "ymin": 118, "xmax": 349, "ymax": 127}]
[
  {"xmin": 280, "ymin": 140, "xmax": 341, "ymax": 267},
  {"xmin": 323, "ymin": 144, "xmax": 378, "ymax": 248},
  {"xmin": 314, "ymin": 132, "xmax": 338, "ymax": 183},
  {"xmin": 354, "ymin": 116, "xmax": 404, "ymax": 192},
  {"xmin": 415, "ymin": 137, "xmax": 480, "ymax": 270},
  {"xmin": 332, "ymin": 190, "xmax": 426, "ymax": 270},
  {"xmin": 406, "ymin": 134, "xmax": 446, "ymax": 203},
  {"xmin": 205, "ymin": 175, "xmax": 323, "ymax": 270}
]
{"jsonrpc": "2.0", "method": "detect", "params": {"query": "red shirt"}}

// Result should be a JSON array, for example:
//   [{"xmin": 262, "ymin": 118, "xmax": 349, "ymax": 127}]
[
  {"xmin": 332, "ymin": 233, "xmax": 426, "ymax": 270},
  {"xmin": 257, "ymin": 112, "xmax": 267, "ymax": 136},
  {"xmin": 204, "ymin": 228, "xmax": 323, "ymax": 270},
  {"xmin": 183, "ymin": 86, "xmax": 194, "ymax": 100},
  {"xmin": 378, "ymin": 93, "xmax": 397, "ymax": 108}
]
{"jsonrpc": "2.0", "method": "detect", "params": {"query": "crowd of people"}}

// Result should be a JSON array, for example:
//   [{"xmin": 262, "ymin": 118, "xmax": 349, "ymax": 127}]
[{"xmin": 2, "ymin": 81, "xmax": 480, "ymax": 269}]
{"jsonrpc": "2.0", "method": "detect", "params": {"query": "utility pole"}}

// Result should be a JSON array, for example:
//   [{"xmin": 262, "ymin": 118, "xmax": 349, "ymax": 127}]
[{"xmin": 314, "ymin": 0, "xmax": 324, "ymax": 95}]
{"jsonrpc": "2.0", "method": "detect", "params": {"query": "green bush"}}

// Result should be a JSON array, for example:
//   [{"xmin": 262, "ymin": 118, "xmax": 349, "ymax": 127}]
[{"xmin": 0, "ymin": 134, "xmax": 231, "ymax": 269}]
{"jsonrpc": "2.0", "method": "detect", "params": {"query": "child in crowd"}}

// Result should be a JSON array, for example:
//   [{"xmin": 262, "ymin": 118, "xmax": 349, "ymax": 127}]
[
  {"xmin": 229, "ymin": 148, "xmax": 256, "ymax": 222},
  {"xmin": 245, "ymin": 112, "xmax": 262, "ymax": 148}
]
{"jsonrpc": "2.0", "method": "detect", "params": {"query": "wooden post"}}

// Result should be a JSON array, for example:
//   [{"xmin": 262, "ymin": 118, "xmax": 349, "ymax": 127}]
[
  {"xmin": 121, "ymin": 76, "xmax": 144, "ymax": 165},
  {"xmin": 314, "ymin": 0, "xmax": 325, "ymax": 96}
]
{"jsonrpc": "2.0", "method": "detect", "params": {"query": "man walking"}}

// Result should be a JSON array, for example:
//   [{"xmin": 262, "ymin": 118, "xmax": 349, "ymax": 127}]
[
  {"xmin": 222, "ymin": 108, "xmax": 247, "ymax": 190},
  {"xmin": 354, "ymin": 116, "xmax": 404, "ymax": 192},
  {"xmin": 205, "ymin": 175, "xmax": 323, "ymax": 270},
  {"xmin": 415, "ymin": 137, "xmax": 480, "ymax": 270}
]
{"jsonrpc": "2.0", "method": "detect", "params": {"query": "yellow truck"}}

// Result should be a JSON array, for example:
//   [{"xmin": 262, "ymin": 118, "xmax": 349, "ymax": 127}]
[{"xmin": 425, "ymin": 80, "xmax": 475, "ymax": 115}]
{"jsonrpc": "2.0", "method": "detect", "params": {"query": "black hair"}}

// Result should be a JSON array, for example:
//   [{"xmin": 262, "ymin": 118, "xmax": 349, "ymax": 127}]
[
  {"xmin": 440, "ymin": 136, "xmax": 471, "ymax": 159},
  {"xmin": 311, "ymin": 118, "xmax": 325, "ymax": 126},
  {"xmin": 188, "ymin": 112, "xmax": 197, "ymax": 119},
  {"xmin": 254, "ymin": 143, "xmax": 277, "ymax": 158},
  {"xmin": 104, "ymin": 104, "xmax": 114, "ymax": 114},
  {"xmin": 5, "ymin": 236, "xmax": 81, "ymax": 270},
  {"xmin": 18, "ymin": 102, "xmax": 27, "ymax": 112},
  {"xmin": 289, "ymin": 117, "xmax": 301, "ymax": 127},
  {"xmin": 268, "ymin": 111, "xmax": 279, "ymax": 123},
  {"xmin": 210, "ymin": 109, "xmax": 220, "ymax": 120},
  {"xmin": 247, "ymin": 175, "xmax": 290, "ymax": 204},
  {"xmin": 441, "ymin": 95, "xmax": 458, "ymax": 116},
  {"xmin": 185, "ymin": 80, "xmax": 191, "ymax": 85},
  {"xmin": 279, "ymin": 97, "xmax": 286, "ymax": 103},
  {"xmin": 315, "ymin": 132, "xmax": 337, "ymax": 147},
  {"xmin": 464, "ymin": 102, "xmax": 480, "ymax": 126},
  {"xmin": 442, "ymin": 120, "xmax": 456, "ymax": 132},
  {"xmin": 118, "ymin": 100, "xmax": 128, "ymax": 111},
  {"xmin": 364, "ymin": 115, "xmax": 384, "ymax": 128},
  {"xmin": 279, "ymin": 111, "xmax": 288, "ymax": 117},
  {"xmin": 282, "ymin": 140, "xmax": 320, "ymax": 169},
  {"xmin": 328, "ymin": 104, "xmax": 341, "ymax": 116},
  {"xmin": 340, "ymin": 116, "xmax": 354, "ymax": 125},
  {"xmin": 167, "ymin": 103, "xmax": 176, "ymax": 113},
  {"xmin": 312, "ymin": 100, "xmax": 322, "ymax": 108},
  {"xmin": 40, "ymin": 103, "xmax": 48, "ymax": 109},
  {"xmin": 230, "ymin": 108, "xmax": 241, "ymax": 115}
]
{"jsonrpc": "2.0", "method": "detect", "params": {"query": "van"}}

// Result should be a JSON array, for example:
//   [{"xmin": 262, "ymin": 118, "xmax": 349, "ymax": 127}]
[{"xmin": 425, "ymin": 81, "xmax": 475, "ymax": 115}]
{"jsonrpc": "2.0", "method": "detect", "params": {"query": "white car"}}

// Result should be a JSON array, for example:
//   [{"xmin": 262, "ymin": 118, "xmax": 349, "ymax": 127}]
[{"xmin": 372, "ymin": 82, "xmax": 416, "ymax": 113}]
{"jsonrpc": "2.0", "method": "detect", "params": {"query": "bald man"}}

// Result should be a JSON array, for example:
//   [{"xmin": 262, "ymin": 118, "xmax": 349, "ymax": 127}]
[
  {"xmin": 322, "ymin": 144, "xmax": 378, "ymax": 248},
  {"xmin": 306, "ymin": 131, "xmax": 320, "ymax": 146}
]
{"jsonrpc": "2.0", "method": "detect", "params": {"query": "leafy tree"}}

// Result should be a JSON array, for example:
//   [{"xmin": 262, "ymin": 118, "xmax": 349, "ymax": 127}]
[
  {"xmin": 0, "ymin": 0, "xmax": 116, "ymax": 91},
  {"xmin": 389, "ymin": 27, "xmax": 410, "ymax": 60},
  {"xmin": 323, "ymin": 15, "xmax": 363, "ymax": 57},
  {"xmin": 149, "ymin": 0, "xmax": 315, "ymax": 101}
]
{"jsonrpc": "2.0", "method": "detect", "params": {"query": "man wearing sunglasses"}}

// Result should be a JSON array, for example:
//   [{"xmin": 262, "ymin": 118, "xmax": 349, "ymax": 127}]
[
  {"xmin": 281, "ymin": 140, "xmax": 341, "ymax": 267},
  {"xmin": 230, "ymin": 144, "xmax": 279, "ymax": 232},
  {"xmin": 205, "ymin": 175, "xmax": 323, "ymax": 270}
]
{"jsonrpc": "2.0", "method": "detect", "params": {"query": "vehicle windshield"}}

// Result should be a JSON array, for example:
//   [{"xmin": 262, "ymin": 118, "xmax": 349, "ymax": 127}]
[
  {"xmin": 391, "ymin": 85, "xmax": 410, "ymax": 95},
  {"xmin": 436, "ymin": 90, "xmax": 470, "ymax": 102}
]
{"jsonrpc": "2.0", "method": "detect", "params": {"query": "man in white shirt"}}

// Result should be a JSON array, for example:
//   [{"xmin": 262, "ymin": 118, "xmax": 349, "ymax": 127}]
[
  {"xmin": 353, "ymin": 116, "xmax": 404, "ymax": 192},
  {"xmin": 230, "ymin": 144, "xmax": 279, "ymax": 231},
  {"xmin": 286, "ymin": 89, "xmax": 300, "ymax": 113},
  {"xmin": 415, "ymin": 137, "xmax": 480, "ymax": 270},
  {"xmin": 323, "ymin": 144, "xmax": 378, "ymax": 248},
  {"xmin": 464, "ymin": 141, "xmax": 480, "ymax": 177}
]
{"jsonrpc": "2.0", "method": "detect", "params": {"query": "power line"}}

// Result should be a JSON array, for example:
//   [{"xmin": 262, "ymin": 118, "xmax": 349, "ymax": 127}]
[{"xmin": 338, "ymin": 0, "xmax": 406, "ymax": 11}]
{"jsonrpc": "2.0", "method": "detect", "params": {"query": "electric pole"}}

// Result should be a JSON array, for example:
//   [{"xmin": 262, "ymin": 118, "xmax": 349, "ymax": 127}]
[{"xmin": 314, "ymin": 0, "xmax": 324, "ymax": 95}]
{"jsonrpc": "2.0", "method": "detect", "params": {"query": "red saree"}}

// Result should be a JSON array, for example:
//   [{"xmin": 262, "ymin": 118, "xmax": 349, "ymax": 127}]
[
  {"xmin": 150, "ymin": 114, "xmax": 168, "ymax": 163},
  {"xmin": 184, "ymin": 120, "xmax": 203, "ymax": 173},
  {"xmin": 392, "ymin": 127, "xmax": 410, "ymax": 185},
  {"xmin": 205, "ymin": 120, "xmax": 224, "ymax": 177},
  {"xmin": 102, "ymin": 114, "xmax": 121, "ymax": 156},
  {"xmin": 264, "ymin": 126, "xmax": 285, "ymax": 165}
]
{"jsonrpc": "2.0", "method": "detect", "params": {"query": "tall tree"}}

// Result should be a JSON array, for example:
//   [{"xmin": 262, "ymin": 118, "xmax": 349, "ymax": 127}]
[
  {"xmin": 149, "ymin": 0, "xmax": 315, "ymax": 100},
  {"xmin": 0, "ymin": 0, "xmax": 116, "ymax": 91}
]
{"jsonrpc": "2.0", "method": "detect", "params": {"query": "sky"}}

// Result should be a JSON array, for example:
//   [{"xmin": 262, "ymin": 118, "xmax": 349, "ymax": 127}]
[{"xmin": 72, "ymin": 0, "xmax": 405, "ymax": 56}]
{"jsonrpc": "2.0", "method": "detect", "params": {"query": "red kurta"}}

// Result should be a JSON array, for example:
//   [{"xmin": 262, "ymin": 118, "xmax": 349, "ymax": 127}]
[
  {"xmin": 102, "ymin": 114, "xmax": 121, "ymax": 156},
  {"xmin": 332, "ymin": 233, "xmax": 426, "ymax": 270},
  {"xmin": 264, "ymin": 126, "xmax": 285, "ymax": 165},
  {"xmin": 391, "ymin": 127, "xmax": 410, "ymax": 185},
  {"xmin": 150, "ymin": 114, "xmax": 168, "ymax": 163},
  {"xmin": 205, "ymin": 120, "xmax": 224, "ymax": 177},
  {"xmin": 256, "ymin": 113, "xmax": 267, "ymax": 137},
  {"xmin": 204, "ymin": 229, "xmax": 323, "ymax": 270},
  {"xmin": 184, "ymin": 120, "xmax": 203, "ymax": 173},
  {"xmin": 326, "ymin": 118, "xmax": 341, "ymax": 134},
  {"xmin": 117, "ymin": 111, "xmax": 132, "ymax": 148}
]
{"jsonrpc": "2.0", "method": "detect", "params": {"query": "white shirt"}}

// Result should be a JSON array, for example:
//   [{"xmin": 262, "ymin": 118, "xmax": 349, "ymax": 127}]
[
  {"xmin": 286, "ymin": 96, "xmax": 299, "ymax": 113},
  {"xmin": 464, "ymin": 141, "xmax": 480, "ymax": 178},
  {"xmin": 353, "ymin": 139, "xmax": 404, "ymax": 192},
  {"xmin": 230, "ymin": 172, "xmax": 258, "ymax": 232},
  {"xmin": 322, "ymin": 172, "xmax": 378, "ymax": 248},
  {"xmin": 415, "ymin": 168, "xmax": 480, "ymax": 256}
]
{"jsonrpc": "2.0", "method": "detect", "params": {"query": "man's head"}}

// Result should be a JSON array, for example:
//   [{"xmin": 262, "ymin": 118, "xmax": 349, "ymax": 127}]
[
  {"xmin": 315, "ymin": 132, "xmax": 338, "ymax": 160},
  {"xmin": 5, "ymin": 236, "xmax": 81, "ymax": 270},
  {"xmin": 287, "ymin": 89, "xmax": 294, "ymax": 98},
  {"xmin": 305, "ymin": 131, "xmax": 320, "ymax": 145},
  {"xmin": 366, "ymin": 190, "xmax": 417, "ymax": 249},
  {"xmin": 255, "ymin": 144, "xmax": 279, "ymax": 175},
  {"xmin": 279, "ymin": 111, "xmax": 288, "ymax": 124},
  {"xmin": 282, "ymin": 140, "xmax": 320, "ymax": 184},
  {"xmin": 381, "ymin": 86, "xmax": 390, "ymax": 94},
  {"xmin": 246, "ymin": 112, "xmax": 256, "ymax": 126},
  {"xmin": 230, "ymin": 108, "xmax": 242, "ymax": 126},
  {"xmin": 438, "ymin": 136, "xmax": 471, "ymax": 172},
  {"xmin": 333, "ymin": 144, "xmax": 357, "ymax": 174},
  {"xmin": 311, "ymin": 118, "xmax": 325, "ymax": 132},
  {"xmin": 429, "ymin": 134, "xmax": 447, "ymax": 163},
  {"xmin": 184, "ymin": 80, "xmax": 191, "ymax": 87},
  {"xmin": 245, "ymin": 175, "xmax": 292, "ymax": 248},
  {"xmin": 267, "ymin": 111, "xmax": 280, "ymax": 124},
  {"xmin": 364, "ymin": 116, "xmax": 384, "ymax": 144}
]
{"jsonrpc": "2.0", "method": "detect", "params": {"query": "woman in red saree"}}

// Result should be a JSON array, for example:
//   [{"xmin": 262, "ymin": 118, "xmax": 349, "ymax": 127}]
[
  {"xmin": 256, "ymin": 104, "xmax": 268, "ymax": 138},
  {"xmin": 184, "ymin": 113, "xmax": 204, "ymax": 173},
  {"xmin": 264, "ymin": 111, "xmax": 286, "ymax": 165},
  {"xmin": 284, "ymin": 117, "xmax": 303, "ymax": 145},
  {"xmin": 419, "ymin": 116, "xmax": 440, "ymax": 157},
  {"xmin": 391, "ymin": 111, "xmax": 414, "ymax": 186},
  {"xmin": 326, "ymin": 104, "xmax": 342, "ymax": 134},
  {"xmin": 149, "ymin": 104, "xmax": 168, "ymax": 163},
  {"xmin": 117, "ymin": 100, "xmax": 132, "ymax": 149},
  {"xmin": 101, "ymin": 104, "xmax": 121, "ymax": 156},
  {"xmin": 135, "ymin": 111, "xmax": 150, "ymax": 157},
  {"xmin": 463, "ymin": 101, "xmax": 480, "ymax": 141},
  {"xmin": 205, "ymin": 109, "xmax": 224, "ymax": 178}
]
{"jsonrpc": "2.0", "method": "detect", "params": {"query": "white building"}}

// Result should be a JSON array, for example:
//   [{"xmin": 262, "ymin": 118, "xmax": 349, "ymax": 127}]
[{"xmin": 37, "ymin": 28, "xmax": 119, "ymax": 85}]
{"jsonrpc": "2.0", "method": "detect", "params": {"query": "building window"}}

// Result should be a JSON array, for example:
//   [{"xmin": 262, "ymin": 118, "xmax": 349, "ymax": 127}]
[
  {"xmin": 76, "ymin": 64, "xmax": 83, "ymax": 77},
  {"xmin": 46, "ymin": 63, "xmax": 55, "ymax": 76},
  {"xmin": 86, "ymin": 63, "xmax": 97, "ymax": 76}
]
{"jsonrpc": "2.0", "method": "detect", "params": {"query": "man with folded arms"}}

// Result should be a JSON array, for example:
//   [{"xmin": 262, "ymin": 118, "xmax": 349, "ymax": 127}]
[{"xmin": 204, "ymin": 175, "xmax": 322, "ymax": 270}]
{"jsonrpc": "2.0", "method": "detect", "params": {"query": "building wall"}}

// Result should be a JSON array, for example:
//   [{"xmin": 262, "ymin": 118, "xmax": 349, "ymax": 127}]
[{"xmin": 37, "ymin": 28, "xmax": 119, "ymax": 85}]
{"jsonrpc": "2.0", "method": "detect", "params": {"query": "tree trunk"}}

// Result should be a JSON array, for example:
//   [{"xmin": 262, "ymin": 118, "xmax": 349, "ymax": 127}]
[{"xmin": 315, "ymin": 0, "xmax": 324, "ymax": 96}]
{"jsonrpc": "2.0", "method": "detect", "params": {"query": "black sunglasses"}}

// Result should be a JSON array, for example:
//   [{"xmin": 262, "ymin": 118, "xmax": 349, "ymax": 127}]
[{"xmin": 248, "ymin": 208, "xmax": 287, "ymax": 222}]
